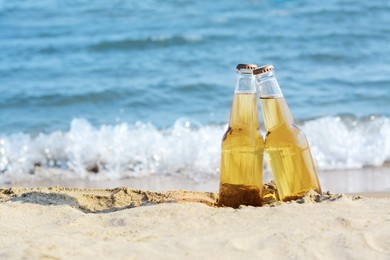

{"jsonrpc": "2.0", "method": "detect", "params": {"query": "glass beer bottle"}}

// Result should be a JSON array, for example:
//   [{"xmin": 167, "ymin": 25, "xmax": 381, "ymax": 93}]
[
  {"xmin": 253, "ymin": 64, "xmax": 321, "ymax": 201},
  {"xmin": 218, "ymin": 64, "xmax": 264, "ymax": 208}
]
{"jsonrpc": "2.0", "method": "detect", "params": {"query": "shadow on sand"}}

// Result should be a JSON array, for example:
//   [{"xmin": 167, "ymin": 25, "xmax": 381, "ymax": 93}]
[{"xmin": 6, "ymin": 191, "xmax": 154, "ymax": 214}]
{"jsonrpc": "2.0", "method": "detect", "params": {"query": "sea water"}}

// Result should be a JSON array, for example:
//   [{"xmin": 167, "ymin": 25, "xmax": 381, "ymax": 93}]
[{"xmin": 1, "ymin": 0, "xmax": 390, "ymax": 185}]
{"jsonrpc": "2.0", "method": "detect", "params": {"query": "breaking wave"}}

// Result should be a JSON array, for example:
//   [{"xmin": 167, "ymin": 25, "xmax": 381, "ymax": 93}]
[{"xmin": 1, "ymin": 115, "xmax": 389, "ymax": 183}]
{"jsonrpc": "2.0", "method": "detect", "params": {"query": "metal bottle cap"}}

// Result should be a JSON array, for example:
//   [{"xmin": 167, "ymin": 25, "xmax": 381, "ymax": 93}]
[
  {"xmin": 253, "ymin": 64, "xmax": 274, "ymax": 75},
  {"xmin": 236, "ymin": 64, "xmax": 258, "ymax": 70}
]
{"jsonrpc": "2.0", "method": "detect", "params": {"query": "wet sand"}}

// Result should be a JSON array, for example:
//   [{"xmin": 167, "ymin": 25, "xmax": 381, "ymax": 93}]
[{"xmin": 2, "ymin": 166, "xmax": 390, "ymax": 193}]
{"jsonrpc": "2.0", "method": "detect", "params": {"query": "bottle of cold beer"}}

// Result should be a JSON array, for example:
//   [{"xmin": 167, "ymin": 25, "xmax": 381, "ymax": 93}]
[
  {"xmin": 253, "ymin": 64, "xmax": 321, "ymax": 201},
  {"xmin": 218, "ymin": 64, "xmax": 264, "ymax": 208}
]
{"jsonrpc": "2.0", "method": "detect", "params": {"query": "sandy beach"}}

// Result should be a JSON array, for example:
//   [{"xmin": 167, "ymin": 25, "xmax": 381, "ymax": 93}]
[
  {"xmin": 2, "ymin": 0, "xmax": 390, "ymax": 259},
  {"xmin": 0, "ymin": 186, "xmax": 390, "ymax": 259}
]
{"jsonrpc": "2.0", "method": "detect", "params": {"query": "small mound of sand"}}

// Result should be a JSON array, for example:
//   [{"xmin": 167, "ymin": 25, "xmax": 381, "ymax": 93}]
[
  {"xmin": 0, "ymin": 187, "xmax": 217, "ymax": 213},
  {"xmin": 0, "ymin": 182, "xmax": 353, "ymax": 213}
]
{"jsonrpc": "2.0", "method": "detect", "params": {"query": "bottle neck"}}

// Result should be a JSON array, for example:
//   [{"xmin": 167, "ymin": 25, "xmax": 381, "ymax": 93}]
[
  {"xmin": 257, "ymin": 71, "xmax": 294, "ymax": 129},
  {"xmin": 235, "ymin": 70, "xmax": 257, "ymax": 94},
  {"xmin": 229, "ymin": 94, "xmax": 259, "ymax": 129},
  {"xmin": 229, "ymin": 71, "xmax": 259, "ymax": 129},
  {"xmin": 256, "ymin": 70, "xmax": 283, "ymax": 98}
]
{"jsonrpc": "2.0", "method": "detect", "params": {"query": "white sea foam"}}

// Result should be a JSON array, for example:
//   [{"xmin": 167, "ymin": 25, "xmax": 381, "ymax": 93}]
[
  {"xmin": 0, "ymin": 118, "xmax": 223, "ymax": 182},
  {"xmin": 302, "ymin": 116, "xmax": 390, "ymax": 170},
  {"xmin": 0, "ymin": 116, "xmax": 389, "ymax": 183}
]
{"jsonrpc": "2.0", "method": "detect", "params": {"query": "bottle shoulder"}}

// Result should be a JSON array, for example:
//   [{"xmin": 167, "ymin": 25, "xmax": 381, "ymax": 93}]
[
  {"xmin": 223, "ymin": 127, "xmax": 263, "ymax": 139},
  {"xmin": 222, "ymin": 127, "xmax": 264, "ymax": 150},
  {"xmin": 265, "ymin": 124, "xmax": 308, "ymax": 147}
]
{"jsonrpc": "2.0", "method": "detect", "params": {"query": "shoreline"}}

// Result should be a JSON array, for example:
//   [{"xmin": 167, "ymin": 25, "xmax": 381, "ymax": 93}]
[{"xmin": 1, "ymin": 166, "xmax": 390, "ymax": 194}]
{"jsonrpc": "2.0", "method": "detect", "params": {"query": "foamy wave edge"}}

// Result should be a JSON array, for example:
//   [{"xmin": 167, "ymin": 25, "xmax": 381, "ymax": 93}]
[{"xmin": 0, "ymin": 116, "xmax": 389, "ymax": 183}]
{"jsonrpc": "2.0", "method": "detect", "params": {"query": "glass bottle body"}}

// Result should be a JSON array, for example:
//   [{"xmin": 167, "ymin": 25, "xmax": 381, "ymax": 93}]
[
  {"xmin": 257, "ymin": 68, "xmax": 321, "ymax": 201},
  {"xmin": 260, "ymin": 96, "xmax": 321, "ymax": 201},
  {"xmin": 218, "ymin": 71, "xmax": 264, "ymax": 208}
]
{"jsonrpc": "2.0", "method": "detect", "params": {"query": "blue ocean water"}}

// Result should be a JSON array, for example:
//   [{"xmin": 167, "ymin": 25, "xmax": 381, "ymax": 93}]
[{"xmin": 1, "ymin": 0, "xmax": 390, "ymax": 182}]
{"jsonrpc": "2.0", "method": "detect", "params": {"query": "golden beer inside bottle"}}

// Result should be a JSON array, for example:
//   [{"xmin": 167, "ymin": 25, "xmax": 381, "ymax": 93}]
[
  {"xmin": 260, "ymin": 96, "xmax": 321, "ymax": 201},
  {"xmin": 218, "ymin": 93, "xmax": 264, "ymax": 208}
]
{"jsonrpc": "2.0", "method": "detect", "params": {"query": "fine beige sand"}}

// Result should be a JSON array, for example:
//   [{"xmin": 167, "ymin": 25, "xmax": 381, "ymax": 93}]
[{"xmin": 1, "ymin": 187, "xmax": 390, "ymax": 259}]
